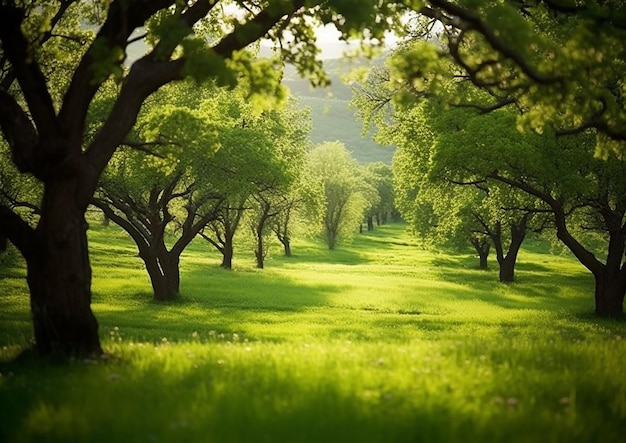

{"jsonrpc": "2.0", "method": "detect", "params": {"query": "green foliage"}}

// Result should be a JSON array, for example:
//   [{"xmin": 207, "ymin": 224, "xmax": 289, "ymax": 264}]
[
  {"xmin": 391, "ymin": 1, "xmax": 626, "ymax": 153},
  {"xmin": 307, "ymin": 141, "xmax": 369, "ymax": 248}
]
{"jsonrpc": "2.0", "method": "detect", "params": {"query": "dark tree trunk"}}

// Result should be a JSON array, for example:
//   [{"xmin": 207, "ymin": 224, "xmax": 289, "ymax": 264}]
[
  {"xmin": 593, "ymin": 270, "xmax": 626, "ymax": 317},
  {"xmin": 29, "ymin": 184, "xmax": 102, "ymax": 356},
  {"xmin": 471, "ymin": 236, "xmax": 490, "ymax": 270},
  {"xmin": 276, "ymin": 231, "xmax": 292, "ymax": 257},
  {"xmin": 221, "ymin": 236, "xmax": 234, "ymax": 269},
  {"xmin": 499, "ymin": 257, "xmax": 516, "ymax": 283},
  {"xmin": 0, "ymin": 232, "xmax": 6, "ymax": 252},
  {"xmin": 478, "ymin": 251, "xmax": 489, "ymax": 269},
  {"xmin": 283, "ymin": 238, "xmax": 292, "ymax": 257},
  {"xmin": 255, "ymin": 234, "xmax": 265, "ymax": 269},
  {"xmin": 495, "ymin": 220, "xmax": 526, "ymax": 283},
  {"xmin": 142, "ymin": 249, "xmax": 180, "ymax": 301},
  {"xmin": 367, "ymin": 215, "xmax": 374, "ymax": 231}
]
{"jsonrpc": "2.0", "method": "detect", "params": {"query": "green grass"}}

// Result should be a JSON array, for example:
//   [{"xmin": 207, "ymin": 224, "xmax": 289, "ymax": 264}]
[{"xmin": 1, "ymin": 222, "xmax": 625, "ymax": 442}]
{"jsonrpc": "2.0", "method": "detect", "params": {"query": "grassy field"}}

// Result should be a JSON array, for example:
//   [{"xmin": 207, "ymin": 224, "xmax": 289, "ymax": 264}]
[{"xmin": 1, "ymin": 221, "xmax": 625, "ymax": 442}]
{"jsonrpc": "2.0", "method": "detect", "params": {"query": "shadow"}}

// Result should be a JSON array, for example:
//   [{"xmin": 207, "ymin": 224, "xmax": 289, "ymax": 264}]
[{"xmin": 91, "ymin": 265, "xmax": 342, "ymax": 344}]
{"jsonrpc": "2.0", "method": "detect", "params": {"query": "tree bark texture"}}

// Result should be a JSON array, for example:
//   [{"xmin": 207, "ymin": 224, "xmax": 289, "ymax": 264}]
[
  {"xmin": 29, "ymin": 179, "xmax": 102, "ymax": 356},
  {"xmin": 594, "ymin": 273, "xmax": 626, "ymax": 317},
  {"xmin": 142, "ymin": 250, "xmax": 180, "ymax": 301}
]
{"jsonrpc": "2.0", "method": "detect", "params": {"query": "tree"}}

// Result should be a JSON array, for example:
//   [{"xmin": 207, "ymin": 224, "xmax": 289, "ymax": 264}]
[
  {"xmin": 365, "ymin": 162, "xmax": 394, "ymax": 229},
  {"xmin": 246, "ymin": 102, "xmax": 309, "ymax": 268},
  {"xmin": 202, "ymin": 200, "xmax": 246, "ymax": 270},
  {"xmin": 0, "ymin": 0, "xmax": 413, "ymax": 357},
  {"xmin": 91, "ymin": 81, "xmax": 228, "ymax": 300},
  {"xmin": 307, "ymin": 142, "xmax": 368, "ymax": 250},
  {"xmin": 358, "ymin": 164, "xmax": 381, "ymax": 232},
  {"xmin": 428, "ymin": 107, "xmax": 626, "ymax": 316},
  {"xmin": 271, "ymin": 172, "xmax": 325, "ymax": 257},
  {"xmin": 193, "ymin": 91, "xmax": 307, "ymax": 269}
]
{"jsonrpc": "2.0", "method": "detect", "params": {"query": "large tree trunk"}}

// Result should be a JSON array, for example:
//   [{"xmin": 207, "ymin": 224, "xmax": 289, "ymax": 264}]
[
  {"xmin": 29, "ymin": 183, "xmax": 102, "ymax": 356},
  {"xmin": 367, "ymin": 215, "xmax": 374, "ymax": 231},
  {"xmin": 497, "ymin": 230, "xmax": 524, "ymax": 282},
  {"xmin": 593, "ymin": 270, "xmax": 626, "ymax": 317},
  {"xmin": 499, "ymin": 256, "xmax": 516, "ymax": 283},
  {"xmin": 478, "ymin": 250, "xmax": 489, "ymax": 270}
]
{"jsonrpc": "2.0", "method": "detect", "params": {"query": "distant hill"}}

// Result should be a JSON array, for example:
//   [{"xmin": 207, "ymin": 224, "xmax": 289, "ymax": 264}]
[
  {"xmin": 124, "ymin": 40, "xmax": 394, "ymax": 164},
  {"xmin": 297, "ymin": 96, "xmax": 395, "ymax": 164},
  {"xmin": 282, "ymin": 57, "xmax": 395, "ymax": 164}
]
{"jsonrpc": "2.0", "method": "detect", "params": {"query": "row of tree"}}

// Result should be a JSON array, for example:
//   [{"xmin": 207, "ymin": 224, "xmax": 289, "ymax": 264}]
[
  {"xmin": 351, "ymin": 5, "xmax": 626, "ymax": 317},
  {"xmin": 1, "ymin": 0, "xmax": 625, "ymax": 357},
  {"xmin": 2, "ymin": 77, "xmax": 395, "ymax": 301}
]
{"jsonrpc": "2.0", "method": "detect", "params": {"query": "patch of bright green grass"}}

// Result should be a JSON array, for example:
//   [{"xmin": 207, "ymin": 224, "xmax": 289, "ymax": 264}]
[{"xmin": 1, "ymin": 222, "xmax": 625, "ymax": 442}]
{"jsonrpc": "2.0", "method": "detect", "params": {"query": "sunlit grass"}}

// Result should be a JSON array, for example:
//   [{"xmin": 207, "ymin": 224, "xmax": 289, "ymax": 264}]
[{"xmin": 1, "ymin": 221, "xmax": 625, "ymax": 442}]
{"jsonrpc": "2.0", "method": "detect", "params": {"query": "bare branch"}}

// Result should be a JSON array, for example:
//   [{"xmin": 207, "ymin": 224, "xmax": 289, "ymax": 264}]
[{"xmin": 120, "ymin": 139, "xmax": 169, "ymax": 158}]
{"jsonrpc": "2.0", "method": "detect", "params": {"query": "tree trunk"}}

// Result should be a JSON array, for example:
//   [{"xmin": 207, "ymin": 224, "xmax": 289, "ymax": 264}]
[
  {"xmin": 255, "ymin": 235, "xmax": 264, "ymax": 269},
  {"xmin": 478, "ymin": 251, "xmax": 489, "ymax": 270},
  {"xmin": 499, "ymin": 257, "xmax": 516, "ymax": 283},
  {"xmin": 140, "ymin": 244, "xmax": 180, "ymax": 301},
  {"xmin": 327, "ymin": 230, "xmax": 337, "ymax": 250},
  {"xmin": 471, "ymin": 236, "xmax": 490, "ymax": 270},
  {"xmin": 28, "ymin": 184, "xmax": 102, "ymax": 357},
  {"xmin": 283, "ymin": 238, "xmax": 292, "ymax": 257},
  {"xmin": 493, "ymin": 217, "xmax": 527, "ymax": 283},
  {"xmin": 277, "ymin": 232, "xmax": 292, "ymax": 257},
  {"xmin": 221, "ymin": 237, "xmax": 234, "ymax": 269},
  {"xmin": 594, "ymin": 271, "xmax": 626, "ymax": 317},
  {"xmin": 367, "ymin": 215, "xmax": 374, "ymax": 231}
]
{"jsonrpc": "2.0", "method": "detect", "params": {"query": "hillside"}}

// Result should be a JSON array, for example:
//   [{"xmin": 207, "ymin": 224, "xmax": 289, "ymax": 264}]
[
  {"xmin": 127, "ymin": 39, "xmax": 395, "ymax": 164},
  {"xmin": 282, "ymin": 57, "xmax": 396, "ymax": 164}
]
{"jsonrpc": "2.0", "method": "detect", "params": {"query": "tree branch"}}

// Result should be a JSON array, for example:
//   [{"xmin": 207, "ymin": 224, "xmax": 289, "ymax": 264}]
[
  {"xmin": 424, "ymin": 0, "xmax": 561, "ymax": 84},
  {"xmin": 0, "ymin": 4, "xmax": 59, "ymax": 139},
  {"xmin": 0, "ymin": 203, "xmax": 37, "ymax": 260}
]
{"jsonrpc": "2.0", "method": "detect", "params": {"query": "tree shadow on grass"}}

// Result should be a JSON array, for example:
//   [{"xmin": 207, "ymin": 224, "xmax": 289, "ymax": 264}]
[
  {"xmin": 427, "ymin": 252, "xmax": 596, "ymax": 314},
  {"xmin": 93, "ymin": 266, "xmax": 343, "ymax": 343}
]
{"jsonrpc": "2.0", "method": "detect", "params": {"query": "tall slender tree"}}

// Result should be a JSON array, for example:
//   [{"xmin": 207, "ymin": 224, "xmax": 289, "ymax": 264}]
[{"xmin": 307, "ymin": 142, "xmax": 368, "ymax": 250}]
